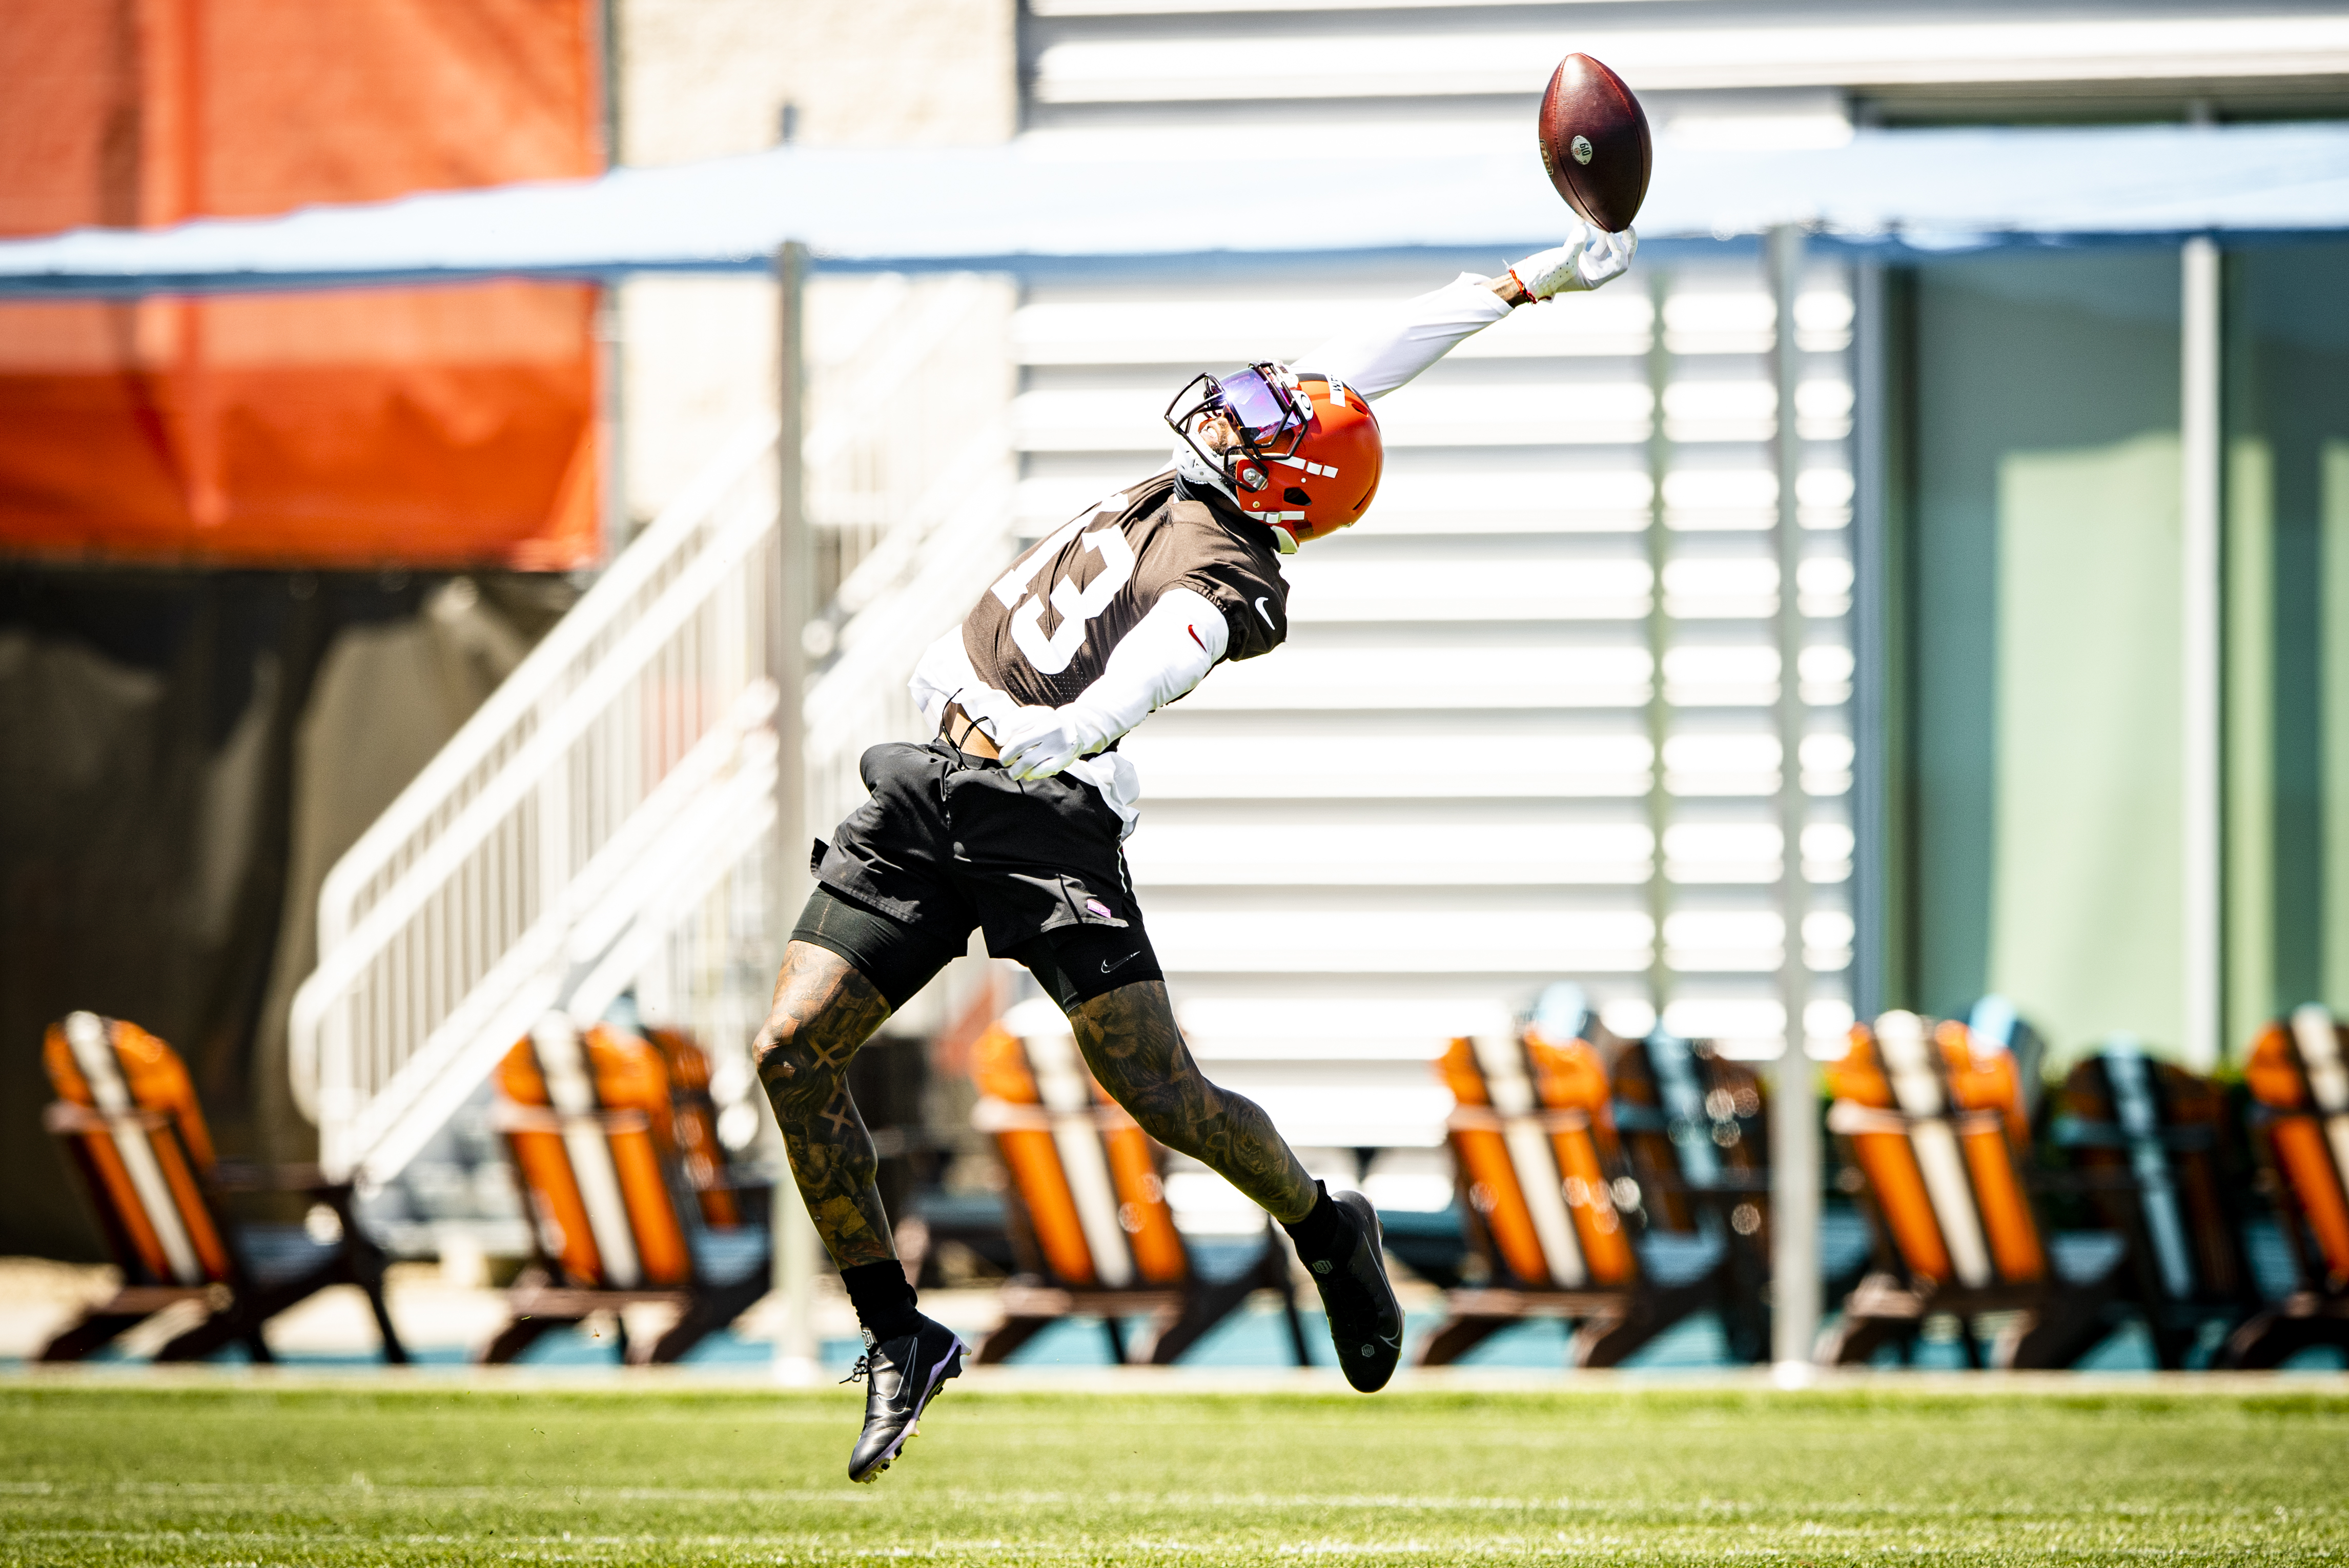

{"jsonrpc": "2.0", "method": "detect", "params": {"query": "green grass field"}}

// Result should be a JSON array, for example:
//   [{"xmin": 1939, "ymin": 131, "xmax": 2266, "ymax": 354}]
[{"xmin": 4, "ymin": 1382, "xmax": 2346, "ymax": 1565}]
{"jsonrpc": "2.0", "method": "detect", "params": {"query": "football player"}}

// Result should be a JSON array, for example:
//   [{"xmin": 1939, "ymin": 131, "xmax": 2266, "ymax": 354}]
[{"xmin": 755, "ymin": 222, "xmax": 1638, "ymax": 1481}]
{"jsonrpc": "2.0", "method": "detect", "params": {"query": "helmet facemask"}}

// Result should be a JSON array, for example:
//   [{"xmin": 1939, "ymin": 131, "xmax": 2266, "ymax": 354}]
[{"xmin": 1166, "ymin": 363, "xmax": 1312, "ymax": 505}]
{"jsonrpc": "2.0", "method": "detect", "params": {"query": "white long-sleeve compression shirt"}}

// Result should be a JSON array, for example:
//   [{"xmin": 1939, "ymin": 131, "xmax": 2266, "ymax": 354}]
[{"xmin": 1293, "ymin": 273, "xmax": 1513, "ymax": 399}]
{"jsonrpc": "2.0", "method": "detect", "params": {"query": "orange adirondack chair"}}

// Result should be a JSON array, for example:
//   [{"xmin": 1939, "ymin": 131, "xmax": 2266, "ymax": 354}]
[
  {"xmin": 1605, "ymin": 1029, "xmax": 1773, "ymax": 1362},
  {"xmin": 1418, "ymin": 1023, "xmax": 1724, "ymax": 1368},
  {"xmin": 1820, "ymin": 1009, "xmax": 2122, "ymax": 1367},
  {"xmin": 40, "ymin": 1011, "xmax": 406, "ymax": 1363},
  {"xmin": 2225, "ymin": 1005, "xmax": 2349, "ymax": 1366},
  {"xmin": 483, "ymin": 1015, "xmax": 769, "ymax": 1364},
  {"xmin": 2054, "ymin": 1038, "xmax": 2259, "ymax": 1367},
  {"xmin": 968, "ymin": 1007, "xmax": 1305, "ymax": 1366}
]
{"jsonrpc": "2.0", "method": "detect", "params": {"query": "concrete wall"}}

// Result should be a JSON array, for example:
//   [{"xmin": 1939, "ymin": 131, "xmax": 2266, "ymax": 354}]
[
  {"xmin": 620, "ymin": 0, "xmax": 1014, "ymax": 165},
  {"xmin": 613, "ymin": 0, "xmax": 1017, "ymax": 532}
]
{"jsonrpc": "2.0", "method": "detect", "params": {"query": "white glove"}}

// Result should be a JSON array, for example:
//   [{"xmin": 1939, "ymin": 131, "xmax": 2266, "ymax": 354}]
[
  {"xmin": 995, "ymin": 702, "xmax": 1116, "ymax": 781},
  {"xmin": 1508, "ymin": 222, "xmax": 1638, "ymax": 300}
]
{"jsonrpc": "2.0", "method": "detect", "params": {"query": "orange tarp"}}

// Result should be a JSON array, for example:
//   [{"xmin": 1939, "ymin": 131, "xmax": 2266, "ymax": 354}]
[{"xmin": 0, "ymin": 0, "xmax": 603, "ymax": 567}]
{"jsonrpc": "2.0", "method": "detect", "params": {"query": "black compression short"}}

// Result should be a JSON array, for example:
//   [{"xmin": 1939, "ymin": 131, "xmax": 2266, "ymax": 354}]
[
  {"xmin": 790, "ymin": 886, "xmax": 966, "ymax": 1013},
  {"xmin": 791, "ymin": 739, "xmax": 1163, "ymax": 1012},
  {"xmin": 792, "ymin": 886, "xmax": 1162, "ymax": 1013},
  {"xmin": 1005, "ymin": 923, "xmax": 1165, "ymax": 1011}
]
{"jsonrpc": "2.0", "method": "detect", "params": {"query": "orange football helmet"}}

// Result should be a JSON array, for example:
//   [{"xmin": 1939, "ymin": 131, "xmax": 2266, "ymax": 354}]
[{"xmin": 1166, "ymin": 363, "xmax": 1383, "ymax": 552}]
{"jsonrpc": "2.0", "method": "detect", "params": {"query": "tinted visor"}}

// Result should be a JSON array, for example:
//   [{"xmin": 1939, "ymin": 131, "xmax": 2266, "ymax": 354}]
[{"xmin": 1218, "ymin": 366, "xmax": 1306, "ymax": 447}]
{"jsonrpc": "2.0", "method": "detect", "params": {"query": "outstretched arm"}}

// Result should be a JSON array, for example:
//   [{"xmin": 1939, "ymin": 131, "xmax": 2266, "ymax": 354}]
[
  {"xmin": 995, "ymin": 587, "xmax": 1229, "ymax": 780},
  {"xmin": 1297, "ymin": 223, "xmax": 1638, "ymax": 398}
]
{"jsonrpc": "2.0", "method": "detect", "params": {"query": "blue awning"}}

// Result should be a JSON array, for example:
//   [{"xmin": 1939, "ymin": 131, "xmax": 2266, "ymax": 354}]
[{"xmin": 3, "ymin": 120, "xmax": 2346, "ymax": 297}]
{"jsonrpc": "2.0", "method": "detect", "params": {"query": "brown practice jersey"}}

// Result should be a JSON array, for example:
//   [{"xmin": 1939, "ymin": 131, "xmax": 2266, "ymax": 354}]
[{"xmin": 962, "ymin": 471, "xmax": 1289, "ymax": 708}]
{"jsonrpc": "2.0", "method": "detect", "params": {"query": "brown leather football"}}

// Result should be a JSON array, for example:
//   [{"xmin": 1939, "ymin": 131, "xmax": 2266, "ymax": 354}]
[{"xmin": 1537, "ymin": 54, "xmax": 1651, "ymax": 233}]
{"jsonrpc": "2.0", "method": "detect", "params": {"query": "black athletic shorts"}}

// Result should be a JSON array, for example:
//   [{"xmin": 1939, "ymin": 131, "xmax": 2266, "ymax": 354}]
[{"xmin": 792, "ymin": 740, "xmax": 1162, "ymax": 1013}]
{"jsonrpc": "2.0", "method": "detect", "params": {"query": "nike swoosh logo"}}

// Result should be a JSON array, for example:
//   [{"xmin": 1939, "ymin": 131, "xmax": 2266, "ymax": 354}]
[
  {"xmin": 1099, "ymin": 951, "xmax": 1144, "ymax": 976},
  {"xmin": 1254, "ymin": 596, "xmax": 1275, "ymax": 627}
]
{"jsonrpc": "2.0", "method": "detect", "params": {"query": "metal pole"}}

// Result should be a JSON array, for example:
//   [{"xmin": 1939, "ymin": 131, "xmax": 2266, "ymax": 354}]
[
  {"xmin": 1851, "ymin": 258, "xmax": 1888, "ymax": 1023},
  {"xmin": 1767, "ymin": 223, "xmax": 1821, "ymax": 1372},
  {"xmin": 771, "ymin": 239, "xmax": 822, "ymax": 1383},
  {"xmin": 1644, "ymin": 270, "xmax": 1674, "ymax": 1031},
  {"xmin": 2181, "ymin": 235, "xmax": 2222, "ymax": 1072},
  {"xmin": 592, "ymin": 0, "xmax": 623, "ymax": 562}
]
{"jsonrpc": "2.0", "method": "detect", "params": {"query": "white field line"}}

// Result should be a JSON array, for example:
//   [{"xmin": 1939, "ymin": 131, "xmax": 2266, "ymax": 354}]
[
  {"xmin": 0, "ymin": 1530, "xmax": 1657, "ymax": 1558},
  {"xmin": 0, "ymin": 1479, "xmax": 2288, "ymax": 1525},
  {"xmin": 0, "ymin": 1526, "xmax": 2248, "ymax": 1561},
  {"xmin": 0, "ymin": 1478, "xmax": 1591, "ymax": 1511}
]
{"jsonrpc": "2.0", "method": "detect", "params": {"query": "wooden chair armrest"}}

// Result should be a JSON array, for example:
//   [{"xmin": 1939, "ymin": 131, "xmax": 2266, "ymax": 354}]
[
  {"xmin": 488, "ymin": 1103, "xmax": 652, "ymax": 1135},
  {"xmin": 1446, "ymin": 1104, "xmax": 1592, "ymax": 1136},
  {"xmin": 1660, "ymin": 1170, "xmax": 1774, "ymax": 1197},
  {"xmin": 2025, "ymin": 1167, "xmax": 2147, "ymax": 1196},
  {"xmin": 206, "ymin": 1162, "xmax": 346, "ymax": 1195},
  {"xmin": 2049, "ymin": 1115, "xmax": 2217, "ymax": 1153},
  {"xmin": 1826, "ymin": 1101, "xmax": 2005, "ymax": 1138},
  {"xmin": 1609, "ymin": 1103, "xmax": 1679, "ymax": 1134},
  {"xmin": 972, "ymin": 1096, "xmax": 1138, "ymax": 1134},
  {"xmin": 44, "ymin": 1101, "xmax": 171, "ymax": 1135},
  {"xmin": 49, "ymin": 1106, "xmax": 350, "ymax": 1205},
  {"xmin": 869, "ymin": 1126, "xmax": 948, "ymax": 1158}
]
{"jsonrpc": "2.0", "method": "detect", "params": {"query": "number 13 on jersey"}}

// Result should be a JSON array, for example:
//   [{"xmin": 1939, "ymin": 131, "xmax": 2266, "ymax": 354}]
[{"xmin": 998, "ymin": 525, "xmax": 1137, "ymax": 677}]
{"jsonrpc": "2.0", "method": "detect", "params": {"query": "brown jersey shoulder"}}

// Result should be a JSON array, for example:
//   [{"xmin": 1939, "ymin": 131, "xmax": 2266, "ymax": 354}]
[{"xmin": 1132, "ymin": 495, "xmax": 1289, "ymax": 662}]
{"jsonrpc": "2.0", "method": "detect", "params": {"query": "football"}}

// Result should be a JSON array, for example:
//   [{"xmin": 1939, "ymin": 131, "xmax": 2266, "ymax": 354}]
[{"xmin": 1537, "ymin": 53, "xmax": 1652, "ymax": 233}]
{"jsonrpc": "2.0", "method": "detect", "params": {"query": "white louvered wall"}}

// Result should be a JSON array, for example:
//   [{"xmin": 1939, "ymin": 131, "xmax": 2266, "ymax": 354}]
[{"xmin": 1011, "ymin": 0, "xmax": 1855, "ymax": 1224}]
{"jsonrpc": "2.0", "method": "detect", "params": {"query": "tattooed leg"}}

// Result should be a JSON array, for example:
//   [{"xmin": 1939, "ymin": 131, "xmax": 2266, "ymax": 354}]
[
  {"xmin": 751, "ymin": 940, "xmax": 898, "ymax": 1268},
  {"xmin": 1068, "ymin": 980, "xmax": 1318, "ymax": 1224}
]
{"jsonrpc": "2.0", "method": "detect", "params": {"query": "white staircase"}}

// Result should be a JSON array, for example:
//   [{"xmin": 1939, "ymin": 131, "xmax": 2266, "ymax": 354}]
[
  {"xmin": 289, "ymin": 279, "xmax": 1018, "ymax": 1188},
  {"xmin": 288, "ymin": 420, "xmax": 787, "ymax": 1186}
]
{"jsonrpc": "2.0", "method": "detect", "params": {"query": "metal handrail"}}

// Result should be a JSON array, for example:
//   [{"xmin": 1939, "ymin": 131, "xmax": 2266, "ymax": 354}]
[
  {"xmin": 313, "ymin": 416, "xmax": 781, "ymax": 955},
  {"xmin": 307, "ymin": 683, "xmax": 780, "ymax": 1182},
  {"xmin": 293, "ymin": 533, "xmax": 777, "ymax": 1035}
]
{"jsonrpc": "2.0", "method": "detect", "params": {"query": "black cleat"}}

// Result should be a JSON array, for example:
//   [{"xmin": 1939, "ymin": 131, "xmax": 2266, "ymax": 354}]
[
  {"xmin": 843, "ymin": 1314, "xmax": 967, "ymax": 1483},
  {"xmin": 1304, "ymin": 1190, "xmax": 1404, "ymax": 1392}
]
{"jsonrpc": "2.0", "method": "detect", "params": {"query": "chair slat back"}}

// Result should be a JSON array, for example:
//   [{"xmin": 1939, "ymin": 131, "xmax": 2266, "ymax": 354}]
[
  {"xmin": 1830, "ymin": 1010, "xmax": 2044, "ymax": 1290},
  {"xmin": 1609, "ymin": 1032, "xmax": 1764, "ymax": 1235},
  {"xmin": 1644, "ymin": 1031, "xmax": 1721, "ymax": 1190},
  {"xmin": 43, "ymin": 1012, "xmax": 231, "ymax": 1287},
  {"xmin": 2245, "ymin": 1006, "xmax": 2349, "ymax": 1291},
  {"xmin": 645, "ymin": 1026, "xmax": 741, "ymax": 1229},
  {"xmin": 497, "ymin": 1017, "xmax": 692, "ymax": 1290},
  {"xmin": 2099, "ymin": 1042, "xmax": 2194, "ymax": 1299},
  {"xmin": 1936, "ymin": 1018, "xmax": 2045, "ymax": 1284},
  {"xmin": 1437, "ymin": 1030, "xmax": 1636, "ymax": 1290},
  {"xmin": 1967, "ymin": 995, "xmax": 2048, "ymax": 1124},
  {"xmin": 971, "ymin": 1011, "xmax": 1185, "ymax": 1290},
  {"xmin": 2059, "ymin": 1040, "xmax": 2244, "ymax": 1302}
]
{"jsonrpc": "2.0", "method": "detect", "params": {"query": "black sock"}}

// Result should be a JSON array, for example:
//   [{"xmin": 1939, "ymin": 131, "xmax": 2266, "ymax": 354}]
[
  {"xmin": 840, "ymin": 1259, "xmax": 922, "ymax": 1342},
  {"xmin": 1279, "ymin": 1181, "xmax": 1351, "ymax": 1265}
]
